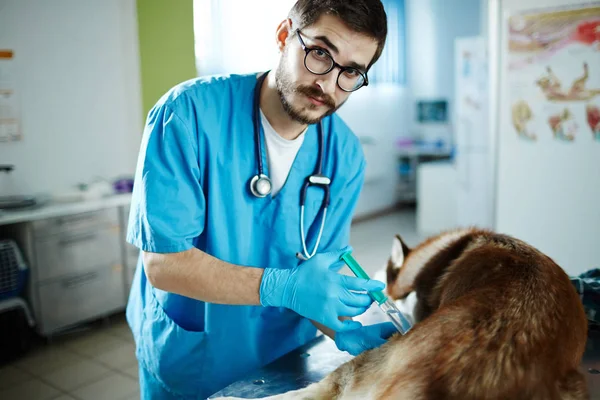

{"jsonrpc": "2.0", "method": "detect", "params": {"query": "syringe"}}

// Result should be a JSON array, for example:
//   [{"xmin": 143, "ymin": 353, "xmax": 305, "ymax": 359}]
[{"xmin": 340, "ymin": 251, "xmax": 412, "ymax": 335}]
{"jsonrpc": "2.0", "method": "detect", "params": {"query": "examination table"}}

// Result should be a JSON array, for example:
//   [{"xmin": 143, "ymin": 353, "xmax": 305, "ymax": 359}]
[{"xmin": 210, "ymin": 327, "xmax": 600, "ymax": 398}]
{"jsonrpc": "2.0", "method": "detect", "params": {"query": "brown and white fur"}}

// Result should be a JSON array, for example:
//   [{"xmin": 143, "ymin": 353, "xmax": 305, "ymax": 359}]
[{"xmin": 216, "ymin": 228, "xmax": 589, "ymax": 400}]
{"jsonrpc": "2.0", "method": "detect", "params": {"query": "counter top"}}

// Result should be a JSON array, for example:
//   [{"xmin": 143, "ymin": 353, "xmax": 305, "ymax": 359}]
[
  {"xmin": 0, "ymin": 193, "xmax": 132, "ymax": 226},
  {"xmin": 396, "ymin": 145, "xmax": 453, "ymax": 157},
  {"xmin": 210, "ymin": 328, "xmax": 600, "ymax": 398}
]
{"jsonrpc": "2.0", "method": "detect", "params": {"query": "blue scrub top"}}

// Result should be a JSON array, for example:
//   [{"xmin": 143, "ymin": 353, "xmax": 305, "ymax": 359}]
[{"xmin": 125, "ymin": 72, "xmax": 366, "ymax": 399}]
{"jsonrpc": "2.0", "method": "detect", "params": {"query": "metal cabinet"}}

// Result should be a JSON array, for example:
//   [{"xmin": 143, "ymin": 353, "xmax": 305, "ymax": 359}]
[
  {"xmin": 37, "ymin": 263, "xmax": 124, "ymax": 334},
  {"xmin": 34, "ymin": 227, "xmax": 122, "ymax": 282},
  {"xmin": 26, "ymin": 207, "xmax": 128, "ymax": 336},
  {"xmin": 30, "ymin": 208, "xmax": 119, "ymax": 238}
]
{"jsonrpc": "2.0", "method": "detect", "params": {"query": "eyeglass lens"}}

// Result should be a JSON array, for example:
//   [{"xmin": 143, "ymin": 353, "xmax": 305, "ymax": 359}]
[{"xmin": 305, "ymin": 49, "xmax": 365, "ymax": 91}]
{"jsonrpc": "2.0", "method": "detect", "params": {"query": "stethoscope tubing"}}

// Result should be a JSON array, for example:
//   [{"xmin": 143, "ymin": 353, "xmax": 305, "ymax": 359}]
[{"xmin": 251, "ymin": 71, "xmax": 330, "ymax": 260}]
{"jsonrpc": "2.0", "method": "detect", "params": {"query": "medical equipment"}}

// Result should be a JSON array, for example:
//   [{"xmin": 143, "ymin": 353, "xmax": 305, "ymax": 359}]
[
  {"xmin": 340, "ymin": 251, "xmax": 412, "ymax": 334},
  {"xmin": 249, "ymin": 72, "xmax": 331, "ymax": 260}
]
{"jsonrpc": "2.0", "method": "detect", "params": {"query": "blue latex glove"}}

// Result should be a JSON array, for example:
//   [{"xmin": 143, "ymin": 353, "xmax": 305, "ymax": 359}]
[
  {"xmin": 260, "ymin": 247, "xmax": 385, "ymax": 332},
  {"xmin": 334, "ymin": 322, "xmax": 397, "ymax": 356}
]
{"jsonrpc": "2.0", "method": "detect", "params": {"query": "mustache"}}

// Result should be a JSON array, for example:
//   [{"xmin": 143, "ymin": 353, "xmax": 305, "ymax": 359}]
[{"xmin": 295, "ymin": 85, "xmax": 336, "ymax": 108}]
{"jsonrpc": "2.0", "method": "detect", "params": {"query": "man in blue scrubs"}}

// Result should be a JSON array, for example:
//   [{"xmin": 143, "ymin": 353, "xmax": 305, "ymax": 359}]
[{"xmin": 126, "ymin": 1, "xmax": 394, "ymax": 398}]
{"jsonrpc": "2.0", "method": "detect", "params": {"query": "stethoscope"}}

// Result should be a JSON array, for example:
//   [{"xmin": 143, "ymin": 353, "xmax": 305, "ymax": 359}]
[{"xmin": 249, "ymin": 72, "xmax": 331, "ymax": 261}]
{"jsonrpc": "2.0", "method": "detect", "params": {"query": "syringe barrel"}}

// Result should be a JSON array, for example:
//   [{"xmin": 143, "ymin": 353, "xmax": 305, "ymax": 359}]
[{"xmin": 379, "ymin": 299, "xmax": 412, "ymax": 335}]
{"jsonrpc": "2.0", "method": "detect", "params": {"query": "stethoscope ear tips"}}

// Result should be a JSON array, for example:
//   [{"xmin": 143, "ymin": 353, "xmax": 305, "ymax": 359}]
[{"xmin": 250, "ymin": 174, "xmax": 272, "ymax": 197}]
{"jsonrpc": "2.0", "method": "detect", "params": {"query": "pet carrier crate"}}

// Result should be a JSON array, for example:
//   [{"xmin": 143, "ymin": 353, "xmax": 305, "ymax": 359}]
[
  {"xmin": 0, "ymin": 239, "xmax": 28, "ymax": 300},
  {"xmin": 0, "ymin": 239, "xmax": 35, "ymax": 363}
]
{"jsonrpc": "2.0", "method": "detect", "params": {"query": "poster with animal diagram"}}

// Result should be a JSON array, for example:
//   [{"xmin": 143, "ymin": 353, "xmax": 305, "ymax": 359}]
[{"xmin": 507, "ymin": 3, "xmax": 600, "ymax": 143}]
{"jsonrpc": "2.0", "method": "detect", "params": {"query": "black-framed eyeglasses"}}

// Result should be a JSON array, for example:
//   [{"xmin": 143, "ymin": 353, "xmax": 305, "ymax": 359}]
[{"xmin": 296, "ymin": 30, "xmax": 369, "ymax": 92}]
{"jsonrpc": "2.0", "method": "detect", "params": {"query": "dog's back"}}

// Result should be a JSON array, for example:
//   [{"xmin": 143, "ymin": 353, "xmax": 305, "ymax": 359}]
[{"xmin": 383, "ymin": 228, "xmax": 589, "ymax": 400}]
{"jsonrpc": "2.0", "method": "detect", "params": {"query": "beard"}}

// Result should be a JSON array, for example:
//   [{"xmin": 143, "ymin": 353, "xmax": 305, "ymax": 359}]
[{"xmin": 275, "ymin": 52, "xmax": 342, "ymax": 125}]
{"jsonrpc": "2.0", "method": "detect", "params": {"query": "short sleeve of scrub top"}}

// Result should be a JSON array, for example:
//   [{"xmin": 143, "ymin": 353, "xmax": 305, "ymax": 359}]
[{"xmin": 126, "ymin": 101, "xmax": 205, "ymax": 254}]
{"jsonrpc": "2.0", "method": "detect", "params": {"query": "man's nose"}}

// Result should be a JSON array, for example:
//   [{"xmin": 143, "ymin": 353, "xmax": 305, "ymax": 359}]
[{"xmin": 315, "ymin": 70, "xmax": 338, "ymax": 96}]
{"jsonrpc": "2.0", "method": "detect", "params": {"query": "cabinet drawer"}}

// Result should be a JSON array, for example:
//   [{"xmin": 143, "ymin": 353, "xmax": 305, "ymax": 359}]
[
  {"xmin": 38, "ymin": 265, "xmax": 125, "ymax": 334},
  {"xmin": 32, "ymin": 208, "xmax": 119, "ymax": 238},
  {"xmin": 34, "ymin": 227, "xmax": 122, "ymax": 282}
]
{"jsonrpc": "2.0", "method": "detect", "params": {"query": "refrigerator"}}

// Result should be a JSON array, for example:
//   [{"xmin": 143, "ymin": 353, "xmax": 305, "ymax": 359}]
[
  {"xmin": 489, "ymin": 0, "xmax": 600, "ymax": 276},
  {"xmin": 453, "ymin": 36, "xmax": 494, "ymax": 229}
]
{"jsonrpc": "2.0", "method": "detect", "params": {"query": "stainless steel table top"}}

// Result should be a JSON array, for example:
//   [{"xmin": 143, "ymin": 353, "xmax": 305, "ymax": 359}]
[
  {"xmin": 209, "ymin": 334, "xmax": 350, "ymax": 398},
  {"xmin": 210, "ymin": 328, "xmax": 600, "ymax": 399}
]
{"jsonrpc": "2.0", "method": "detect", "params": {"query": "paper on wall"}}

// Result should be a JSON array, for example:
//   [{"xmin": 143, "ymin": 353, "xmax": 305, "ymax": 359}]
[
  {"xmin": 0, "ymin": 50, "xmax": 21, "ymax": 142},
  {"xmin": 506, "ymin": 3, "xmax": 600, "ymax": 143}
]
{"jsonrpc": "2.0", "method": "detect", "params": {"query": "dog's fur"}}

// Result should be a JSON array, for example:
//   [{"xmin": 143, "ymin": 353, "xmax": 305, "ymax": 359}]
[{"xmin": 216, "ymin": 228, "xmax": 589, "ymax": 400}]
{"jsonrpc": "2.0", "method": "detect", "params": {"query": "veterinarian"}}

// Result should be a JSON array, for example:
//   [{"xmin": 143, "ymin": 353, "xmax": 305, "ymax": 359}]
[{"xmin": 125, "ymin": 1, "xmax": 395, "ymax": 398}]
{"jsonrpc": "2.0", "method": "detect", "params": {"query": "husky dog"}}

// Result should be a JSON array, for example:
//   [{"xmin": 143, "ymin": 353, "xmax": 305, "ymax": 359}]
[{"xmin": 216, "ymin": 228, "xmax": 589, "ymax": 400}]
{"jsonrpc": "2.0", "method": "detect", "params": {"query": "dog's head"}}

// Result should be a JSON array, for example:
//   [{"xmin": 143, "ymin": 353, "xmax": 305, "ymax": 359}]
[
  {"xmin": 386, "ymin": 229, "xmax": 476, "ymax": 301},
  {"xmin": 385, "ymin": 234, "xmax": 424, "ymax": 325}
]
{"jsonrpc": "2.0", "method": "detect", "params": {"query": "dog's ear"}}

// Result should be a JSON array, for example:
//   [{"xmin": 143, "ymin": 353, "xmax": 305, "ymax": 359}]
[
  {"xmin": 391, "ymin": 234, "xmax": 411, "ymax": 268},
  {"xmin": 387, "ymin": 235, "xmax": 413, "ymax": 298}
]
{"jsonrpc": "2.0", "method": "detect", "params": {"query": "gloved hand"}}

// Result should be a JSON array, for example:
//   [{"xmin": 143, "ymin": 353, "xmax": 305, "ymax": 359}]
[
  {"xmin": 334, "ymin": 322, "xmax": 397, "ymax": 356},
  {"xmin": 259, "ymin": 247, "xmax": 385, "ymax": 332}
]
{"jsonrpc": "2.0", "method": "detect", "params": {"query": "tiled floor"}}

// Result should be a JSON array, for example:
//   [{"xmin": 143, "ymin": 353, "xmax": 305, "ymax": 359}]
[
  {"xmin": 0, "ymin": 313, "xmax": 139, "ymax": 400},
  {"xmin": 0, "ymin": 208, "xmax": 422, "ymax": 400}
]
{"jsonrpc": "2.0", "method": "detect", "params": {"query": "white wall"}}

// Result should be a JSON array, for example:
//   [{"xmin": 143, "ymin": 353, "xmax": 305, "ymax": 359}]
[
  {"xmin": 337, "ymin": 84, "xmax": 410, "ymax": 217},
  {"xmin": 492, "ymin": 0, "xmax": 600, "ymax": 276},
  {"xmin": 480, "ymin": 0, "xmax": 490, "ymax": 38},
  {"xmin": 339, "ymin": 0, "xmax": 483, "ymax": 218},
  {"xmin": 0, "ymin": 0, "xmax": 143, "ymax": 197},
  {"xmin": 405, "ymin": 0, "xmax": 482, "ymax": 140}
]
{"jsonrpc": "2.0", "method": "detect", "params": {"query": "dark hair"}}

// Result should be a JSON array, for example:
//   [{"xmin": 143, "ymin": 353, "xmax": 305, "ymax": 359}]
[{"xmin": 288, "ymin": 0, "xmax": 388, "ymax": 70}]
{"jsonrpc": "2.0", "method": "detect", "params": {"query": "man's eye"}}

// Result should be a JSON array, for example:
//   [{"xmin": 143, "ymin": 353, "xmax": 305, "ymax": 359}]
[{"xmin": 314, "ymin": 49, "xmax": 329, "ymax": 59}]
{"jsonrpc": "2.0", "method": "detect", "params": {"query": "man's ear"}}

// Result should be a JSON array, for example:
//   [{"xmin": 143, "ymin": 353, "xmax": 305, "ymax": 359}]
[{"xmin": 275, "ymin": 18, "xmax": 293, "ymax": 52}]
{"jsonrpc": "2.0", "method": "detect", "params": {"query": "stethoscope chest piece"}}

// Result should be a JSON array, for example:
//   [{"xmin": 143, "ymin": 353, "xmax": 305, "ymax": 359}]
[{"xmin": 250, "ymin": 174, "xmax": 272, "ymax": 198}]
